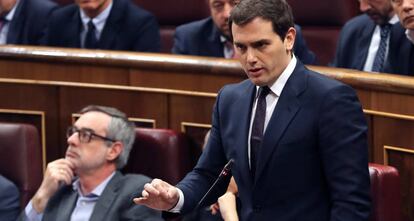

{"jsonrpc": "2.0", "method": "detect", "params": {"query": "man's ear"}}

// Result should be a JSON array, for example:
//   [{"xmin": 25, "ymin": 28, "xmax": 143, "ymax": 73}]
[
  {"xmin": 284, "ymin": 27, "xmax": 296, "ymax": 51},
  {"xmin": 107, "ymin": 142, "xmax": 123, "ymax": 161}
]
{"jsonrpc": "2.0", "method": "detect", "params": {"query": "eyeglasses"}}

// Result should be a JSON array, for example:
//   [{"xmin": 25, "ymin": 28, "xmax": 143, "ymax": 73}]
[{"xmin": 66, "ymin": 126, "xmax": 116, "ymax": 143}]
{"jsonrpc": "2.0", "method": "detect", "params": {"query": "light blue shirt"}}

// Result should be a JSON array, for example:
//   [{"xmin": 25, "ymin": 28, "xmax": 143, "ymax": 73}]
[
  {"xmin": 24, "ymin": 172, "xmax": 116, "ymax": 221},
  {"xmin": 0, "ymin": 0, "xmax": 20, "ymax": 44},
  {"xmin": 79, "ymin": 2, "xmax": 113, "ymax": 48}
]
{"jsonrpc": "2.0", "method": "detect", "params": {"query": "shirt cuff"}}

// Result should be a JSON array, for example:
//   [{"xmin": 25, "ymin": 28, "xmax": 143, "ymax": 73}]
[
  {"xmin": 168, "ymin": 187, "xmax": 184, "ymax": 213},
  {"xmin": 24, "ymin": 200, "xmax": 43, "ymax": 221}
]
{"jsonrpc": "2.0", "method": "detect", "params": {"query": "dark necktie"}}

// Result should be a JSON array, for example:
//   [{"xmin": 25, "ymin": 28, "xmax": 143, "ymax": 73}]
[
  {"xmin": 84, "ymin": 20, "xmax": 98, "ymax": 49},
  {"xmin": 372, "ymin": 24, "xmax": 392, "ymax": 72},
  {"xmin": 250, "ymin": 86, "xmax": 270, "ymax": 179}
]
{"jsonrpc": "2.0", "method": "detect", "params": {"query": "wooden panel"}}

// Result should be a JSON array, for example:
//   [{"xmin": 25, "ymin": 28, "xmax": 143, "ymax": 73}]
[
  {"xmin": 0, "ymin": 60, "xmax": 130, "ymax": 85},
  {"xmin": 169, "ymin": 94, "xmax": 216, "ymax": 131},
  {"xmin": 0, "ymin": 82, "xmax": 60, "ymax": 162},
  {"xmin": 181, "ymin": 122, "xmax": 211, "ymax": 152},
  {"xmin": 384, "ymin": 146, "xmax": 414, "ymax": 221},
  {"xmin": 130, "ymin": 69, "xmax": 244, "ymax": 93}
]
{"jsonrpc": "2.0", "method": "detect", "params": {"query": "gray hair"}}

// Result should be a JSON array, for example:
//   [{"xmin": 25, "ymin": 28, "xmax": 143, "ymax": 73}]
[{"xmin": 80, "ymin": 105, "xmax": 135, "ymax": 169}]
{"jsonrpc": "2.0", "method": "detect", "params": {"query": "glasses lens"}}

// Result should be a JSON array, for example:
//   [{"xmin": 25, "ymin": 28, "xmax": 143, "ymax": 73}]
[
  {"xmin": 66, "ymin": 127, "xmax": 75, "ymax": 138},
  {"xmin": 78, "ymin": 130, "xmax": 92, "ymax": 143}
]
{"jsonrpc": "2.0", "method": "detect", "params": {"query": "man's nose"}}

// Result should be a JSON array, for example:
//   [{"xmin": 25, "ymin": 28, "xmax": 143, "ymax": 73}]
[
  {"xmin": 246, "ymin": 48, "xmax": 257, "ymax": 64},
  {"xmin": 359, "ymin": 0, "xmax": 372, "ymax": 12},
  {"xmin": 223, "ymin": 3, "xmax": 233, "ymax": 18}
]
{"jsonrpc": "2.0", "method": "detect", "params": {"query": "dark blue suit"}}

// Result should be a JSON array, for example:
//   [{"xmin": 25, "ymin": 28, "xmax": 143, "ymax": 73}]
[
  {"xmin": 45, "ymin": 0, "xmax": 160, "ymax": 52},
  {"xmin": 332, "ymin": 14, "xmax": 413, "ymax": 75},
  {"xmin": 0, "ymin": 175, "xmax": 19, "ymax": 221},
  {"xmin": 177, "ymin": 61, "xmax": 371, "ymax": 221},
  {"xmin": 6, "ymin": 0, "xmax": 57, "ymax": 45},
  {"xmin": 172, "ymin": 17, "xmax": 316, "ymax": 65}
]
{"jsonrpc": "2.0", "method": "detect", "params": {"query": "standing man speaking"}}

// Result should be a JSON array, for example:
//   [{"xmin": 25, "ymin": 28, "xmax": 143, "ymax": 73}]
[{"xmin": 135, "ymin": 0, "xmax": 371, "ymax": 220}]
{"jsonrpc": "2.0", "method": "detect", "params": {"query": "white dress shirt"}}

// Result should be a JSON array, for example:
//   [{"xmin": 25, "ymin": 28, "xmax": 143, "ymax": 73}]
[
  {"xmin": 0, "ymin": 0, "xmax": 19, "ymax": 44},
  {"xmin": 363, "ymin": 15, "xmax": 399, "ymax": 72},
  {"xmin": 79, "ymin": 2, "xmax": 113, "ymax": 48}
]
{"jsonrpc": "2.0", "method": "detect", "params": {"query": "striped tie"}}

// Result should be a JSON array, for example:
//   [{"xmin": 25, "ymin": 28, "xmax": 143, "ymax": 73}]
[{"xmin": 372, "ymin": 24, "xmax": 392, "ymax": 72}]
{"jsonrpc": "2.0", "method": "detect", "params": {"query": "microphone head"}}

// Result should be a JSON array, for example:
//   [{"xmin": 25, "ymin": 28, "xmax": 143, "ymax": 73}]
[{"xmin": 221, "ymin": 159, "xmax": 234, "ymax": 176}]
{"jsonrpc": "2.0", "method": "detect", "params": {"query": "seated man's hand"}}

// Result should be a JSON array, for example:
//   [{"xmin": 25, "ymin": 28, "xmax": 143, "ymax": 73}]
[
  {"xmin": 32, "ymin": 158, "xmax": 76, "ymax": 213},
  {"xmin": 133, "ymin": 178, "xmax": 179, "ymax": 211}
]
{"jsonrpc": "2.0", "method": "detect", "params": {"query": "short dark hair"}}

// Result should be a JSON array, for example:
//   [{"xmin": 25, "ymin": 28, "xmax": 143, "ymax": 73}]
[{"xmin": 229, "ymin": 0, "xmax": 294, "ymax": 40}]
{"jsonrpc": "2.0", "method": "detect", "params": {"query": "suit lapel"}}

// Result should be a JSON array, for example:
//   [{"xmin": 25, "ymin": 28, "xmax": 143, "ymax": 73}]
[
  {"xmin": 54, "ymin": 188, "xmax": 78, "ymax": 221},
  {"xmin": 233, "ymin": 82, "xmax": 256, "ymax": 189},
  {"xmin": 390, "ymin": 23, "xmax": 413, "ymax": 75},
  {"xmin": 67, "ymin": 10, "xmax": 82, "ymax": 48},
  {"xmin": 206, "ymin": 23, "xmax": 225, "ymax": 57},
  {"xmin": 99, "ymin": 0, "xmax": 123, "ymax": 50},
  {"xmin": 89, "ymin": 172, "xmax": 122, "ymax": 221},
  {"xmin": 6, "ymin": 0, "xmax": 25, "ymax": 44},
  {"xmin": 254, "ymin": 63, "xmax": 307, "ymax": 184},
  {"xmin": 355, "ymin": 20, "xmax": 376, "ymax": 70}
]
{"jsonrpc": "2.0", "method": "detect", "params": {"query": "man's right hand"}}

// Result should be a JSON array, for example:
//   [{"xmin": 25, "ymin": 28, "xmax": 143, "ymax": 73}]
[
  {"xmin": 31, "ymin": 158, "xmax": 76, "ymax": 213},
  {"xmin": 133, "ymin": 178, "xmax": 180, "ymax": 211}
]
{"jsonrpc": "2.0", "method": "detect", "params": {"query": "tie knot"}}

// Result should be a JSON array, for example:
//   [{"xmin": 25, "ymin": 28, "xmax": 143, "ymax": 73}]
[
  {"xmin": 259, "ymin": 86, "xmax": 270, "ymax": 98},
  {"xmin": 87, "ymin": 20, "xmax": 95, "ymax": 30}
]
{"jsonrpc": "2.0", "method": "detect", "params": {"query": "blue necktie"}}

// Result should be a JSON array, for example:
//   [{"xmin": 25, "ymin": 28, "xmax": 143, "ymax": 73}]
[
  {"xmin": 250, "ymin": 86, "xmax": 270, "ymax": 179},
  {"xmin": 372, "ymin": 24, "xmax": 392, "ymax": 72},
  {"xmin": 84, "ymin": 20, "xmax": 98, "ymax": 49}
]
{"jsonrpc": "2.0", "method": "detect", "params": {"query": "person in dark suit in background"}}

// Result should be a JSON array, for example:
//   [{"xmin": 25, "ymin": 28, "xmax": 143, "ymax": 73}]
[
  {"xmin": 389, "ymin": 0, "xmax": 414, "ymax": 74},
  {"xmin": 332, "ymin": 0, "xmax": 412, "ymax": 75},
  {"xmin": 0, "ymin": 175, "xmax": 19, "ymax": 221},
  {"xmin": 19, "ymin": 105, "xmax": 163, "ymax": 221},
  {"xmin": 134, "ymin": 0, "xmax": 371, "ymax": 220},
  {"xmin": 172, "ymin": 0, "xmax": 316, "ymax": 65},
  {"xmin": 45, "ymin": 0, "xmax": 160, "ymax": 52},
  {"xmin": 0, "ymin": 0, "xmax": 57, "ymax": 45}
]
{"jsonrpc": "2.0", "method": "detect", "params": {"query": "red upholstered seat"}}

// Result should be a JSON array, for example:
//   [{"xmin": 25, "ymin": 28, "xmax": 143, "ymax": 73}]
[
  {"xmin": 123, "ymin": 128, "xmax": 199, "ymax": 185},
  {"xmin": 0, "ymin": 122, "xmax": 42, "ymax": 208},
  {"xmin": 369, "ymin": 163, "xmax": 401, "ymax": 221}
]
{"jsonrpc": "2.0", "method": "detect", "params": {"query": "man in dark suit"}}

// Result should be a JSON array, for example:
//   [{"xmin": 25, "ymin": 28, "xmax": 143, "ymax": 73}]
[
  {"xmin": 0, "ymin": 175, "xmax": 19, "ymax": 221},
  {"xmin": 0, "ymin": 0, "xmax": 57, "ymax": 45},
  {"xmin": 45, "ymin": 0, "xmax": 160, "ymax": 52},
  {"xmin": 134, "ymin": 0, "xmax": 371, "ymax": 220},
  {"xmin": 389, "ymin": 0, "xmax": 414, "ymax": 74},
  {"xmin": 332, "ymin": 0, "xmax": 412, "ymax": 75},
  {"xmin": 172, "ymin": 0, "xmax": 316, "ymax": 65},
  {"xmin": 19, "ymin": 105, "xmax": 163, "ymax": 221}
]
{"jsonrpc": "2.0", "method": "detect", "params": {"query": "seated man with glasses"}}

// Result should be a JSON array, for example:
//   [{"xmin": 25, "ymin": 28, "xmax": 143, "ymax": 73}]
[{"xmin": 19, "ymin": 105, "xmax": 163, "ymax": 221}]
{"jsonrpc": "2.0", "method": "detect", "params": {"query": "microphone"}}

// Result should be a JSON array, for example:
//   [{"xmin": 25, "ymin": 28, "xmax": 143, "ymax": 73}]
[{"xmin": 195, "ymin": 159, "xmax": 234, "ymax": 210}]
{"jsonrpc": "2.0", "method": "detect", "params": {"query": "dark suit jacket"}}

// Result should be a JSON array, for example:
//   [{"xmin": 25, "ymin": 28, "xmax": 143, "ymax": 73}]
[
  {"xmin": 0, "ymin": 175, "xmax": 20, "ymax": 221},
  {"xmin": 45, "ymin": 0, "xmax": 160, "ymax": 52},
  {"xmin": 19, "ymin": 172, "xmax": 163, "ymax": 221},
  {"xmin": 6, "ymin": 0, "xmax": 57, "ymax": 45},
  {"xmin": 177, "ymin": 61, "xmax": 371, "ymax": 221},
  {"xmin": 172, "ymin": 17, "xmax": 316, "ymax": 65},
  {"xmin": 332, "ymin": 14, "xmax": 413, "ymax": 75}
]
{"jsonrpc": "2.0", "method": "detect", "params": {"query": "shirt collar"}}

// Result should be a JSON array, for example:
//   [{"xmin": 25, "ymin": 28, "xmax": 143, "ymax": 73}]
[
  {"xmin": 406, "ymin": 29, "xmax": 414, "ymax": 44},
  {"xmin": 72, "ymin": 171, "xmax": 116, "ymax": 197},
  {"xmin": 388, "ymin": 14, "xmax": 399, "ymax": 25},
  {"xmin": 79, "ymin": 1, "xmax": 113, "ymax": 33},
  {"xmin": 257, "ymin": 56, "xmax": 297, "ymax": 97},
  {"xmin": 3, "ymin": 0, "xmax": 20, "ymax": 22}
]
